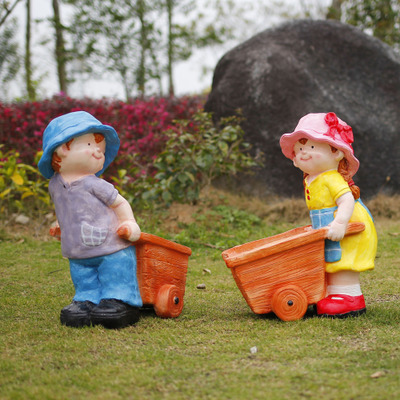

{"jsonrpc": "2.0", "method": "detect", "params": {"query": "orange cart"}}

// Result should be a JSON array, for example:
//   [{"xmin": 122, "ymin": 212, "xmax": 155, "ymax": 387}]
[
  {"xmin": 222, "ymin": 222, "xmax": 364, "ymax": 321},
  {"xmin": 135, "ymin": 233, "xmax": 191, "ymax": 318}
]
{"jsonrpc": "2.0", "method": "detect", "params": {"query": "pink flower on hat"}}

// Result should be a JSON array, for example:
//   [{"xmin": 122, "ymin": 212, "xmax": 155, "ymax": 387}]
[{"xmin": 324, "ymin": 112, "xmax": 354, "ymax": 145}]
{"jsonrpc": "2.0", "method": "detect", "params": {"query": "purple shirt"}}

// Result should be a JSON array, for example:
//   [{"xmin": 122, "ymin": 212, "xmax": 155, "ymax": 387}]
[{"xmin": 49, "ymin": 174, "xmax": 130, "ymax": 259}]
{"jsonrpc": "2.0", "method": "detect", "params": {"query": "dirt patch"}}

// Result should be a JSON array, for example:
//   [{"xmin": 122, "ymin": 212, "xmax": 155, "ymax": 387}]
[
  {"xmin": 2, "ymin": 189, "xmax": 399, "ymax": 239},
  {"xmin": 364, "ymin": 194, "xmax": 400, "ymax": 219},
  {"xmin": 198, "ymin": 188, "xmax": 309, "ymax": 224},
  {"xmin": 203, "ymin": 188, "xmax": 400, "ymax": 225},
  {"xmin": 0, "ymin": 212, "xmax": 56, "ymax": 241},
  {"xmin": 167, "ymin": 203, "xmax": 199, "ymax": 225},
  {"xmin": 162, "ymin": 203, "xmax": 201, "ymax": 232}
]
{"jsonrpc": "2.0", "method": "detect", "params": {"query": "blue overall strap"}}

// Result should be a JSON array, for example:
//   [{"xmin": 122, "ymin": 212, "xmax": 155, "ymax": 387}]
[{"xmin": 309, "ymin": 207, "xmax": 342, "ymax": 263}]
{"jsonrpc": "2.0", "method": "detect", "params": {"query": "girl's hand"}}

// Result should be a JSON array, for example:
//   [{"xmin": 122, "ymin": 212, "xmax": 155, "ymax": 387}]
[
  {"xmin": 326, "ymin": 192, "xmax": 355, "ymax": 241},
  {"xmin": 117, "ymin": 219, "xmax": 141, "ymax": 242},
  {"xmin": 327, "ymin": 220, "xmax": 347, "ymax": 241}
]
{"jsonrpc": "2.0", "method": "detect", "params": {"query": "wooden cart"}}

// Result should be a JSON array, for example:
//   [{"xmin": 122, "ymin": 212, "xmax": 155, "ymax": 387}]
[
  {"xmin": 135, "ymin": 233, "xmax": 192, "ymax": 318},
  {"xmin": 222, "ymin": 223, "xmax": 364, "ymax": 321}
]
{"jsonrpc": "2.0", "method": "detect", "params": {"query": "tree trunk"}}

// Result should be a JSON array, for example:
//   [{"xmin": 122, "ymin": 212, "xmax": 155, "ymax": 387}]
[
  {"xmin": 25, "ymin": 0, "xmax": 35, "ymax": 100},
  {"xmin": 326, "ymin": 0, "xmax": 344, "ymax": 20},
  {"xmin": 166, "ymin": 0, "xmax": 174, "ymax": 97},
  {"xmin": 52, "ymin": 0, "xmax": 68, "ymax": 94},
  {"xmin": 137, "ymin": 0, "xmax": 146, "ymax": 97},
  {"xmin": 373, "ymin": 0, "xmax": 396, "ymax": 44}
]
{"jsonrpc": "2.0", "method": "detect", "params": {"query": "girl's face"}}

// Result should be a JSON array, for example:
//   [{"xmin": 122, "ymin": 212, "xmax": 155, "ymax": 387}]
[{"xmin": 293, "ymin": 138, "xmax": 343, "ymax": 177}]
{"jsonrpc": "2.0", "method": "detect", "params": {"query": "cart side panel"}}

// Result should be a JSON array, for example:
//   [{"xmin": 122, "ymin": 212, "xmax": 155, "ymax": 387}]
[
  {"xmin": 222, "ymin": 226, "xmax": 322, "ymax": 268},
  {"xmin": 136, "ymin": 242, "xmax": 189, "ymax": 304},
  {"xmin": 231, "ymin": 240, "xmax": 326, "ymax": 314},
  {"xmin": 224, "ymin": 223, "xmax": 364, "ymax": 270}
]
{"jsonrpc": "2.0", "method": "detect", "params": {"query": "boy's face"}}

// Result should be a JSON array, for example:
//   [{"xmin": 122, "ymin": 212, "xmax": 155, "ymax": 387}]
[{"xmin": 58, "ymin": 133, "xmax": 106, "ymax": 176}]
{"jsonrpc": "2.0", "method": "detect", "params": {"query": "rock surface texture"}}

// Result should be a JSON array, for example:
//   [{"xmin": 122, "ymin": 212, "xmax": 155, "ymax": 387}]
[{"xmin": 205, "ymin": 19, "xmax": 400, "ymax": 198}]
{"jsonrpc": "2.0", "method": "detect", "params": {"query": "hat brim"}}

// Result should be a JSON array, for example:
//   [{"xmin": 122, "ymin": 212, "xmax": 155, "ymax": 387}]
[{"xmin": 280, "ymin": 129, "xmax": 360, "ymax": 178}]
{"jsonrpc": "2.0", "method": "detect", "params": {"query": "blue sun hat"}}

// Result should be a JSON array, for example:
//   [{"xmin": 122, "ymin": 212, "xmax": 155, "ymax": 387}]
[{"xmin": 38, "ymin": 111, "xmax": 120, "ymax": 179}]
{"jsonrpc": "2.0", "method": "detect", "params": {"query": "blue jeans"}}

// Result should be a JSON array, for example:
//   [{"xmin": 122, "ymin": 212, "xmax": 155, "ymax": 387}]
[{"xmin": 69, "ymin": 246, "xmax": 142, "ymax": 307}]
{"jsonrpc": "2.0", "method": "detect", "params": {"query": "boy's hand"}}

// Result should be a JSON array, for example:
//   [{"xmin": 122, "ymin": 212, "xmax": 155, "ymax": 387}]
[
  {"xmin": 117, "ymin": 220, "xmax": 141, "ymax": 242},
  {"xmin": 49, "ymin": 223, "xmax": 61, "ymax": 241}
]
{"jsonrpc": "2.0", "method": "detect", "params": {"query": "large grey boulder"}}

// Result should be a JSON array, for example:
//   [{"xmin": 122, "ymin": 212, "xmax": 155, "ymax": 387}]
[{"xmin": 205, "ymin": 19, "xmax": 400, "ymax": 198}]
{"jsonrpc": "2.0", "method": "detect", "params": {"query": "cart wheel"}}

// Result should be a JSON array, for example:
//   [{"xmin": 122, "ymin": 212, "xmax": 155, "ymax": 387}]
[
  {"xmin": 271, "ymin": 285, "xmax": 308, "ymax": 321},
  {"xmin": 154, "ymin": 284, "xmax": 184, "ymax": 318}
]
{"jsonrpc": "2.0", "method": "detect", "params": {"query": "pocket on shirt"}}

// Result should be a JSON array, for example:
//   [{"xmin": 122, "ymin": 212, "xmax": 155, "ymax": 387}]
[{"xmin": 81, "ymin": 222, "xmax": 108, "ymax": 247}]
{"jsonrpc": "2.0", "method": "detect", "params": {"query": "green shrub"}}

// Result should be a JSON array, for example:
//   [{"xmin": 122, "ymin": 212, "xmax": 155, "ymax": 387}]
[
  {"xmin": 118, "ymin": 111, "xmax": 262, "ymax": 208},
  {"xmin": 0, "ymin": 111, "xmax": 261, "ymax": 216},
  {"xmin": 0, "ymin": 146, "xmax": 50, "ymax": 216}
]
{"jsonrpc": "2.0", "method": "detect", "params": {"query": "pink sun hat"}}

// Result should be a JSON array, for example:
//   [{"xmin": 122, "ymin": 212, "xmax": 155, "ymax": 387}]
[{"xmin": 280, "ymin": 112, "xmax": 360, "ymax": 178}]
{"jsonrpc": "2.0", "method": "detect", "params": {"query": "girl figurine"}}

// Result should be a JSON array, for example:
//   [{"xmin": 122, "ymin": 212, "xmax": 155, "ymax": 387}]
[{"xmin": 280, "ymin": 112, "xmax": 377, "ymax": 318}]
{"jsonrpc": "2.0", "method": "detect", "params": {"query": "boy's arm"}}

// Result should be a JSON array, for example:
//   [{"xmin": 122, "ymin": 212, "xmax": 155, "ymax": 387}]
[{"xmin": 110, "ymin": 194, "xmax": 141, "ymax": 242}]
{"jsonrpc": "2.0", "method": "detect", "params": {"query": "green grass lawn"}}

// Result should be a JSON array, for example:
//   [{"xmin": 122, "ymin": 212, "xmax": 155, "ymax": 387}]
[{"xmin": 1, "ymin": 196, "xmax": 399, "ymax": 400}]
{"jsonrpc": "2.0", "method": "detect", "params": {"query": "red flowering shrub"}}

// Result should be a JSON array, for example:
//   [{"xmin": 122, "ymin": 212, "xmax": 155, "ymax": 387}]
[
  {"xmin": 0, "ymin": 95, "xmax": 205, "ymax": 179},
  {"xmin": 0, "ymin": 96, "xmax": 261, "ymax": 213}
]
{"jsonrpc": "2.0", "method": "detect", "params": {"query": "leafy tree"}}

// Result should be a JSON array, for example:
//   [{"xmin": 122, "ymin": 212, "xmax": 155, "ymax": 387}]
[
  {"xmin": 66, "ymin": 0, "xmax": 161, "ymax": 99},
  {"xmin": 327, "ymin": 0, "xmax": 345, "ymax": 19},
  {"xmin": 0, "ymin": 1, "xmax": 21, "ymax": 99},
  {"xmin": 25, "ymin": 0, "xmax": 35, "ymax": 100},
  {"xmin": 66, "ymin": 0, "xmax": 239, "ymax": 97},
  {"xmin": 0, "ymin": 17, "xmax": 20, "ymax": 97},
  {"xmin": 330, "ymin": 0, "xmax": 400, "ymax": 49},
  {"xmin": 163, "ymin": 0, "xmax": 230, "ymax": 96},
  {"xmin": 0, "ymin": 0, "xmax": 21, "ymax": 27}
]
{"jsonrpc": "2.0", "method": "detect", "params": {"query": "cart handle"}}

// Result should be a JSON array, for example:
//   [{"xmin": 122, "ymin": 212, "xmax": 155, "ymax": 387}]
[{"xmin": 135, "ymin": 232, "xmax": 192, "ymax": 256}]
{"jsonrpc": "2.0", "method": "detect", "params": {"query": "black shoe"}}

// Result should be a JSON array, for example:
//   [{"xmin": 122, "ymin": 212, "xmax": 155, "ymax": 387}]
[
  {"xmin": 60, "ymin": 301, "xmax": 95, "ymax": 328},
  {"xmin": 90, "ymin": 299, "xmax": 140, "ymax": 329}
]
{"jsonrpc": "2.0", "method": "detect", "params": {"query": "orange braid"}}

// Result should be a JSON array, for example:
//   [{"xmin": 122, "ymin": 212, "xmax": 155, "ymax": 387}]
[
  {"xmin": 338, "ymin": 158, "xmax": 360, "ymax": 199},
  {"xmin": 330, "ymin": 145, "xmax": 360, "ymax": 199}
]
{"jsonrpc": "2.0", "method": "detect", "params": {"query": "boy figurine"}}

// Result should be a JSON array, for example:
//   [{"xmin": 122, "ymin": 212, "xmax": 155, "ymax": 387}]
[{"xmin": 38, "ymin": 111, "xmax": 143, "ymax": 329}]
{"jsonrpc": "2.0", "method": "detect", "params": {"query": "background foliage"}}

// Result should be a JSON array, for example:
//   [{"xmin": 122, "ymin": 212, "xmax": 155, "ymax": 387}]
[
  {"xmin": 0, "ymin": 94, "xmax": 202, "ymax": 170},
  {"xmin": 2, "ymin": 1, "xmax": 400, "ymax": 101},
  {"xmin": 0, "ymin": 145, "xmax": 49, "ymax": 216},
  {"xmin": 118, "ymin": 112, "xmax": 261, "ymax": 207},
  {"xmin": 0, "ymin": 95, "xmax": 261, "ymax": 214}
]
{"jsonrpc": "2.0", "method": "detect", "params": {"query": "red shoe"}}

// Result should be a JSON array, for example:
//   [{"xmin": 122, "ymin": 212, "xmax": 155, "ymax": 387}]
[{"xmin": 317, "ymin": 294, "xmax": 366, "ymax": 318}]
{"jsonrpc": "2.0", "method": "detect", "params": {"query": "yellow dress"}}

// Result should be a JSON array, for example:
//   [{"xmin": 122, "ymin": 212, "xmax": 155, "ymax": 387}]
[{"xmin": 305, "ymin": 170, "xmax": 377, "ymax": 274}]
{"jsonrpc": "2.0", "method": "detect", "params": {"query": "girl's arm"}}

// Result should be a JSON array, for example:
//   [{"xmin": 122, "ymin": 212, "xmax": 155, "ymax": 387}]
[
  {"xmin": 327, "ymin": 192, "xmax": 355, "ymax": 241},
  {"xmin": 110, "ymin": 194, "xmax": 141, "ymax": 242}
]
